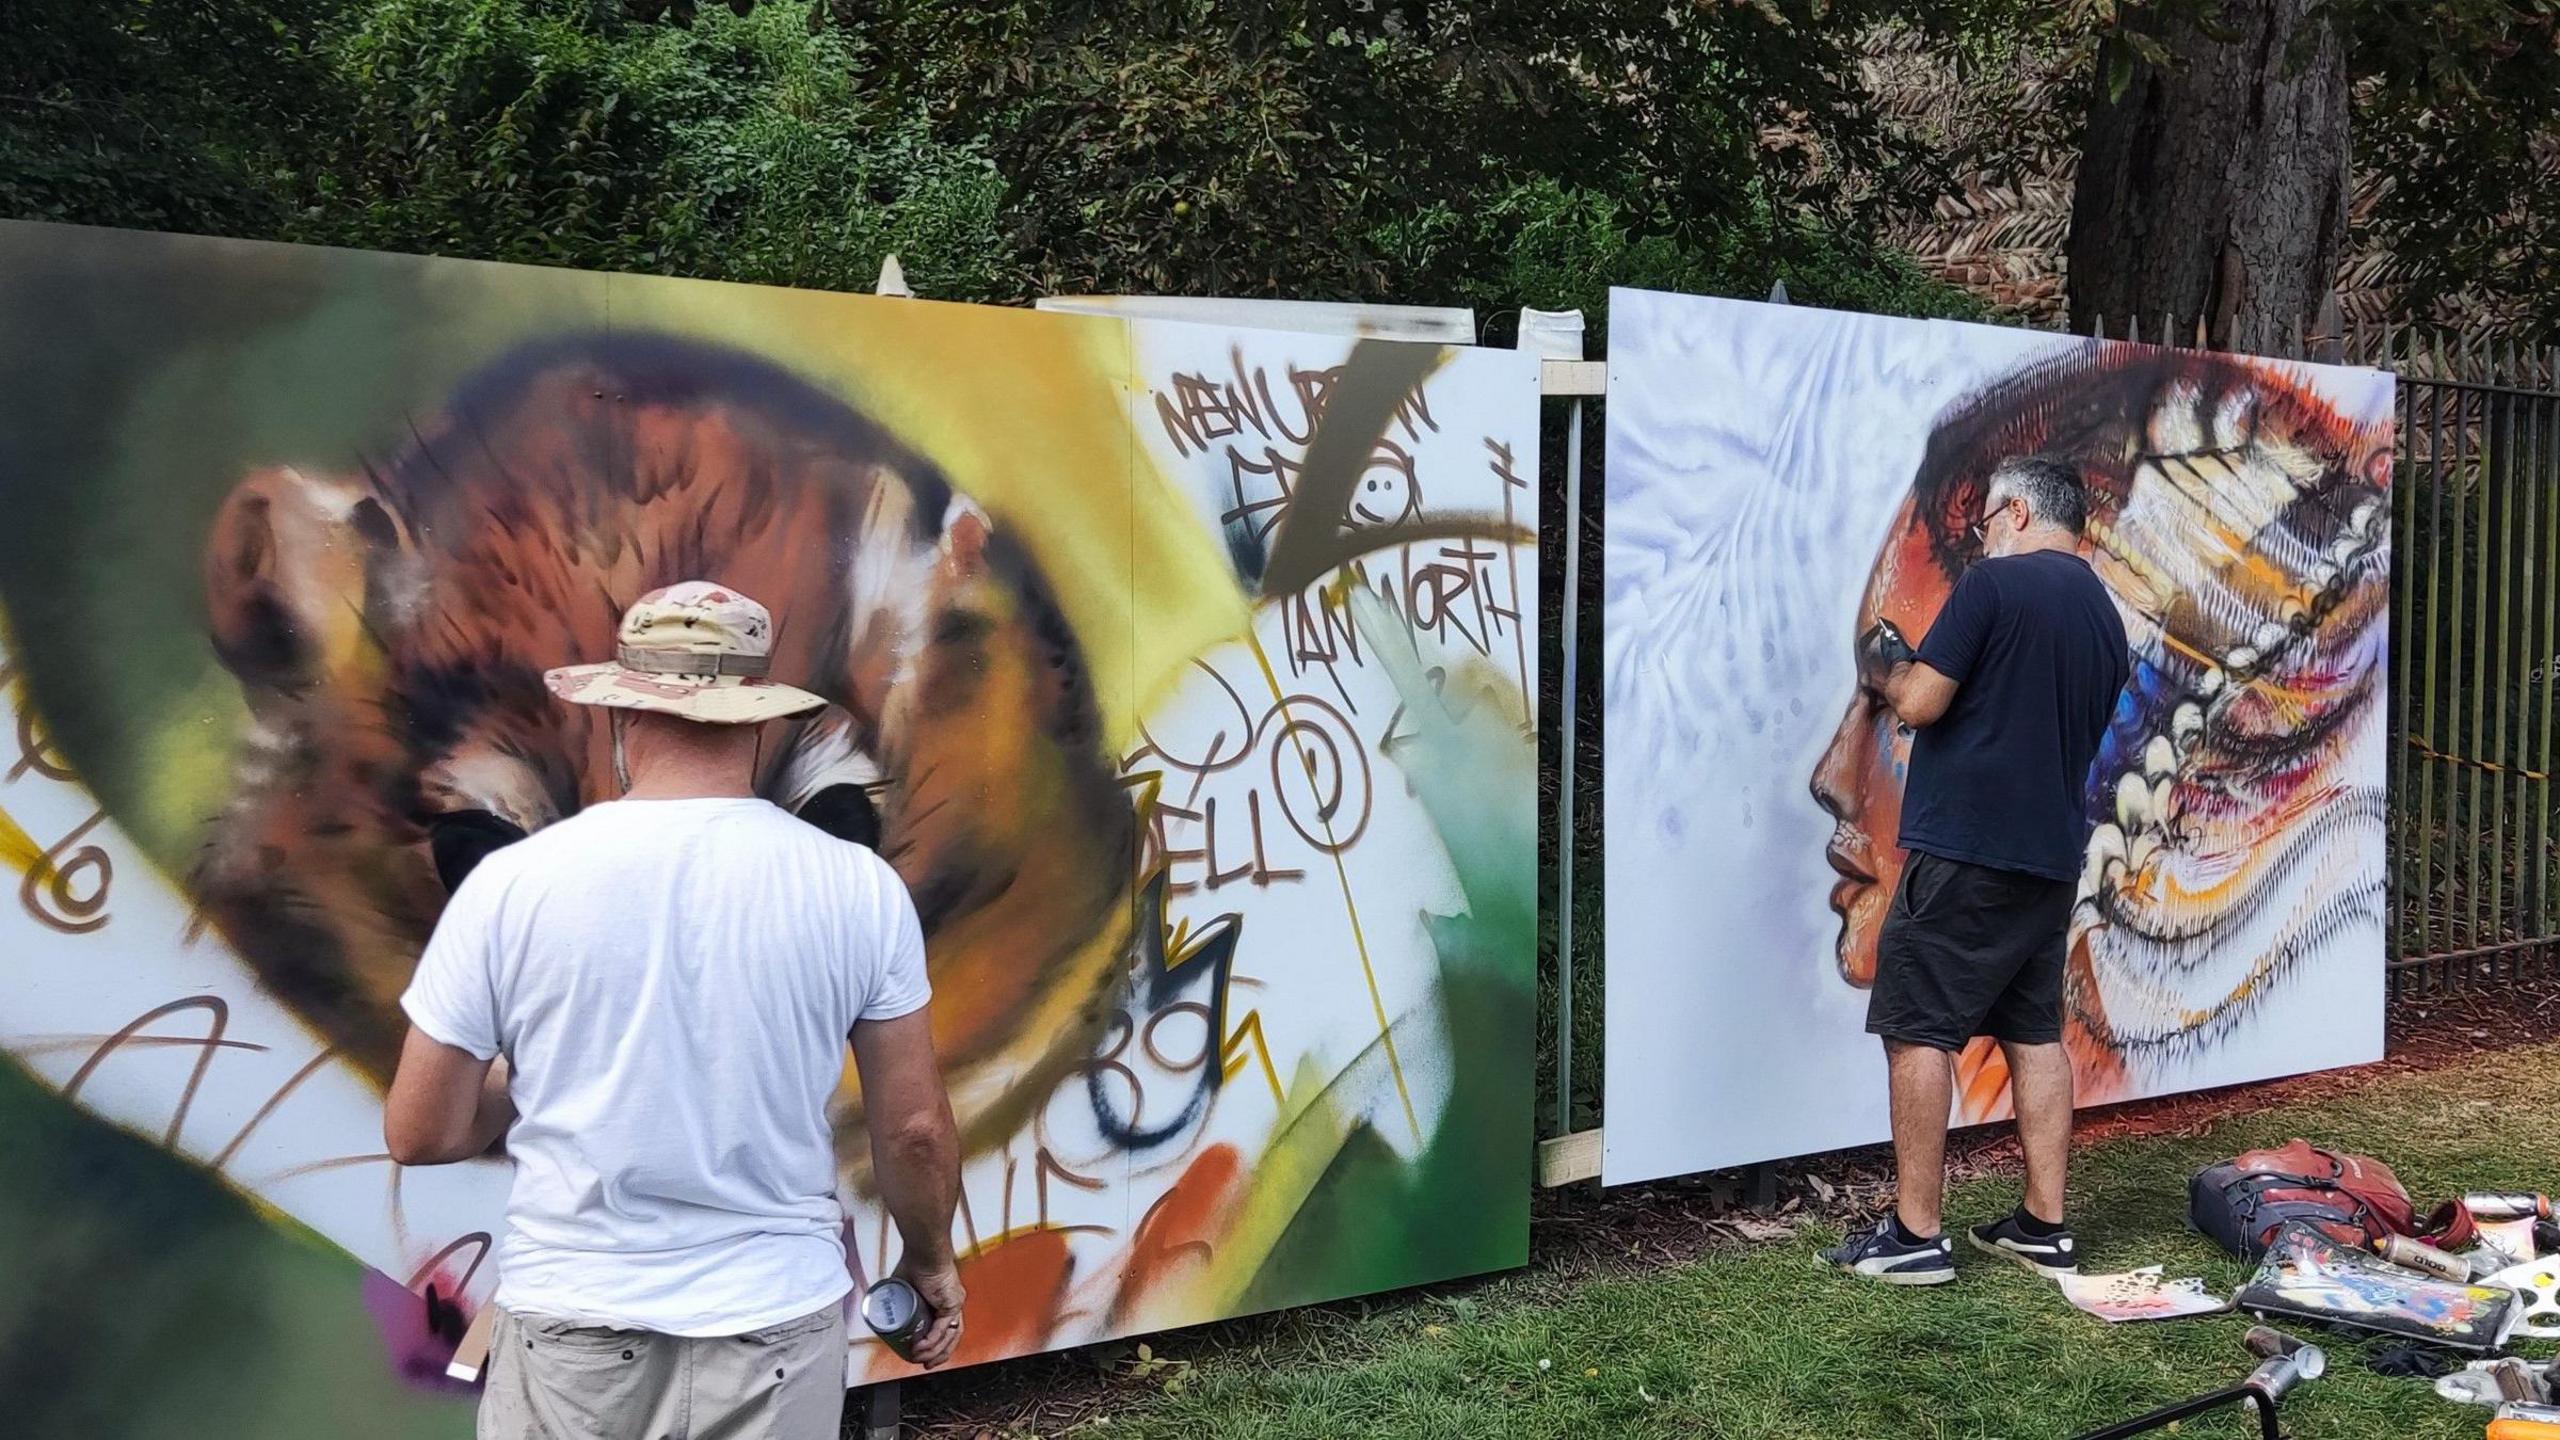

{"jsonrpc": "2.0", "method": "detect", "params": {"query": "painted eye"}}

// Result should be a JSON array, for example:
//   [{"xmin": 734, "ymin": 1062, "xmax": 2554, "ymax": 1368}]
[
  {"xmin": 428, "ymin": 810, "xmax": 527, "ymax": 892},
  {"xmin": 794, "ymin": 784, "xmax": 882, "ymax": 849}
]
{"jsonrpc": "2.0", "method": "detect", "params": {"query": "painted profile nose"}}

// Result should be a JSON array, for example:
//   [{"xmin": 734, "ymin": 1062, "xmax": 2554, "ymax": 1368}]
[{"xmin": 1809, "ymin": 700, "xmax": 1864, "ymax": 822}]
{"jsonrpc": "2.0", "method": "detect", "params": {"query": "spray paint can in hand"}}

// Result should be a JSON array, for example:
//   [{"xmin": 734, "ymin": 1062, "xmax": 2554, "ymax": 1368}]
[{"xmin": 860, "ymin": 1278, "xmax": 935, "ymax": 1364}]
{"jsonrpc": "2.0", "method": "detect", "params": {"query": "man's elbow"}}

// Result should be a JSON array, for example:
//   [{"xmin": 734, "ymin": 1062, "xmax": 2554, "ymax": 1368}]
[
  {"xmin": 384, "ymin": 1117, "xmax": 460, "ymax": 1167},
  {"xmin": 882, "ymin": 1111, "xmax": 958, "ymax": 1174},
  {"xmin": 1885, "ymin": 677, "xmax": 1952, "ymax": 729}
]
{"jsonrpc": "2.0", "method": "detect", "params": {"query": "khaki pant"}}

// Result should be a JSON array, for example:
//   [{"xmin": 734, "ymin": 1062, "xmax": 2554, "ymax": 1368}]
[{"xmin": 480, "ymin": 1305, "xmax": 847, "ymax": 1440}]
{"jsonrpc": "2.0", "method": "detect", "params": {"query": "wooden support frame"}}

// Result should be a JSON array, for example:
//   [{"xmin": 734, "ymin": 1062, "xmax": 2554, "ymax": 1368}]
[
  {"xmin": 1542, "ymin": 358, "xmax": 1606, "ymax": 396},
  {"xmin": 1537, "ymin": 1129, "xmax": 1602, "ymax": 1186},
  {"xmin": 444, "ymin": 1300, "xmax": 500, "ymax": 1384}
]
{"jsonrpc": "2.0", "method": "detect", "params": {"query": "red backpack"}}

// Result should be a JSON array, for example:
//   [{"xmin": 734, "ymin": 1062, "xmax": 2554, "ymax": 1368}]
[{"xmin": 2189, "ymin": 1140, "xmax": 2478, "ymax": 1260}]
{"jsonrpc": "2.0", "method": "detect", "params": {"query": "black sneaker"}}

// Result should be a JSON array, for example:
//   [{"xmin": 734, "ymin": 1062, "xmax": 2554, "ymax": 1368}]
[
  {"xmin": 1823, "ymin": 1215, "xmax": 1956, "ymax": 1285},
  {"xmin": 1968, "ymin": 1210, "xmax": 2079, "ymax": 1277}
]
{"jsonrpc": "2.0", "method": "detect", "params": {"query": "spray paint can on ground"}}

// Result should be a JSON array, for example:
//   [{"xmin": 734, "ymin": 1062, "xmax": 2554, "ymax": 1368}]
[
  {"xmin": 2466, "ymin": 1193, "xmax": 2555, "ymax": 1222},
  {"xmin": 2375, "ymin": 1235, "xmax": 2473, "ymax": 1282},
  {"xmin": 860, "ymin": 1277, "xmax": 935, "ymax": 1363}
]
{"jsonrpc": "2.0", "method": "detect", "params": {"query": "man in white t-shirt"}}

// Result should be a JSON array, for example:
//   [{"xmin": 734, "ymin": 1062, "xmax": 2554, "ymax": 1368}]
[{"xmin": 383, "ymin": 580, "xmax": 965, "ymax": 1440}]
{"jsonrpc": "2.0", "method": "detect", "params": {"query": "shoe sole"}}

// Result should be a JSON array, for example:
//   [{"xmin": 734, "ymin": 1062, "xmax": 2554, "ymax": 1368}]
[
  {"xmin": 1966, "ymin": 1230, "xmax": 2078, "ymax": 1279},
  {"xmin": 1864, "ymin": 1263, "xmax": 1956, "ymax": 1286},
  {"xmin": 1832, "ymin": 1255, "xmax": 1956, "ymax": 1286}
]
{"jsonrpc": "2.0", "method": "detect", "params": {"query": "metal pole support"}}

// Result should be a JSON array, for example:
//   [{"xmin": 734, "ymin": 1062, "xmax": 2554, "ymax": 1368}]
[
  {"xmin": 1555, "ymin": 392, "xmax": 1585, "ymax": 1138},
  {"xmin": 858, "ymin": 1380, "xmax": 901, "ymax": 1440},
  {"xmin": 1745, "ymin": 1162, "xmax": 1778, "ymax": 1212}
]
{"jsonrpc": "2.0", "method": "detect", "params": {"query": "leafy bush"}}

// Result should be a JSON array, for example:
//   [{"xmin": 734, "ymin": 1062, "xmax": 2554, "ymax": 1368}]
[
  {"xmin": 0, "ymin": 0, "xmax": 345, "ymax": 237},
  {"xmin": 307, "ymin": 1, "xmax": 1010, "ymax": 292},
  {"xmin": 831, "ymin": 0, "xmax": 1986, "ymax": 312},
  {"xmin": 4, "ymin": 0, "xmax": 1973, "ymax": 320},
  {"xmin": 1384, "ymin": 177, "xmax": 1981, "ymax": 335}
]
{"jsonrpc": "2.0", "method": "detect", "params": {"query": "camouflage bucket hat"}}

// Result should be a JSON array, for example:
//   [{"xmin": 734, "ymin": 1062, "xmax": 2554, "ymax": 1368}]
[{"xmin": 542, "ymin": 581, "xmax": 826, "ymax": 724}]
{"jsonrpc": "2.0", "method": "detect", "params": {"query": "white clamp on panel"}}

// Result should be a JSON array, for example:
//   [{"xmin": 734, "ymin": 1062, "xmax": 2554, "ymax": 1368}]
[
  {"xmin": 1521, "ymin": 307, "xmax": 1602, "ymax": 395},
  {"xmin": 1518, "ymin": 307, "xmax": 1585, "ymax": 360}
]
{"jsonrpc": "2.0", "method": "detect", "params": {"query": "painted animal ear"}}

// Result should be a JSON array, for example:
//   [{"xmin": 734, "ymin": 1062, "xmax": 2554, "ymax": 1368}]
[
  {"xmin": 794, "ymin": 783, "xmax": 883, "ymax": 849},
  {"xmin": 203, "ymin": 466, "xmax": 410, "ymax": 695},
  {"xmin": 940, "ymin": 495, "xmax": 992, "ymax": 578}
]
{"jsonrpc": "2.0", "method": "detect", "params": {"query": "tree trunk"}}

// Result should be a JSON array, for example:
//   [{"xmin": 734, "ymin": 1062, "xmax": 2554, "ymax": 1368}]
[{"xmin": 2066, "ymin": 0, "xmax": 2350, "ymax": 348}]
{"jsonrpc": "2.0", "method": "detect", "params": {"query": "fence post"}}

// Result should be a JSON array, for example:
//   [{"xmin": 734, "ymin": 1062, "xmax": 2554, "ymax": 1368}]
[
  {"xmin": 1555, "ymin": 390, "xmax": 1585, "ymax": 1139},
  {"xmin": 1527, "ymin": 313, "xmax": 1599, "ymax": 1165}
]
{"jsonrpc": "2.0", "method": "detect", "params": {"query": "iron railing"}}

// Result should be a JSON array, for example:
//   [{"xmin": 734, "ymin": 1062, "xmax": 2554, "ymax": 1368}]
[{"xmin": 2382, "ymin": 334, "xmax": 2560, "ymax": 995}]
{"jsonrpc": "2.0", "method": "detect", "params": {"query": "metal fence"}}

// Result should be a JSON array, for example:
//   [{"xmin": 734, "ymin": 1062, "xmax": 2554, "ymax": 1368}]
[{"xmin": 2382, "ymin": 333, "xmax": 2560, "ymax": 995}]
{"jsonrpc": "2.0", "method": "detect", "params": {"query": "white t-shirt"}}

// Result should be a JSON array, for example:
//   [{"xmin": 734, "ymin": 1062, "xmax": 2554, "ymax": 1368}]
[{"xmin": 399, "ymin": 796, "xmax": 928, "ymax": 1336}]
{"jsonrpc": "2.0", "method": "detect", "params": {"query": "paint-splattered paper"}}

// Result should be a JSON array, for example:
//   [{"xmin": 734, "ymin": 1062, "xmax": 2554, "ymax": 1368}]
[{"xmin": 2059, "ymin": 1266, "xmax": 2232, "ymax": 1323}]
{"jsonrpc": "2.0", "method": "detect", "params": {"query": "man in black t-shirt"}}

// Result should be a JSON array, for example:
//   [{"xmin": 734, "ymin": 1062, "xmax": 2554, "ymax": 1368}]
[{"xmin": 1822, "ymin": 455, "xmax": 2131, "ymax": 1287}]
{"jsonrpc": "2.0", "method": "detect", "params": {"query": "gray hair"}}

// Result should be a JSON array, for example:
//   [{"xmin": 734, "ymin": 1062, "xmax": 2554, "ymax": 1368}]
[{"xmin": 1985, "ymin": 455, "xmax": 2089, "ymax": 536}]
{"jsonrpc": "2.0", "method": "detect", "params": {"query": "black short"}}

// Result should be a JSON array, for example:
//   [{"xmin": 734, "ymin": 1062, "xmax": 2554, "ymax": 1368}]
[{"xmin": 1865, "ymin": 850, "xmax": 2073, "ymax": 1052}]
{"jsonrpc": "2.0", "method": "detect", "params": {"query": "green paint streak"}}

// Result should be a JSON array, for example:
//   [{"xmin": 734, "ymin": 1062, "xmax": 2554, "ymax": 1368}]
[
  {"xmin": 0, "ymin": 1058, "xmax": 473, "ymax": 1439},
  {"xmin": 1238, "ymin": 589, "xmax": 1537, "ymax": 1309}
]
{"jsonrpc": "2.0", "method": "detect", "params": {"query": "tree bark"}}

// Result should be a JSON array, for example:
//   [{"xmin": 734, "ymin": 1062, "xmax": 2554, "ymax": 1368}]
[{"xmin": 2066, "ymin": 0, "xmax": 2350, "ymax": 348}]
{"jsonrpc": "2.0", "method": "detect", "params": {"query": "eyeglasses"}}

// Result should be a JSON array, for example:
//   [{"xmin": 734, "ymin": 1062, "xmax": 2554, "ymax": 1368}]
[{"xmin": 1972, "ymin": 497, "xmax": 2019, "ymax": 544}]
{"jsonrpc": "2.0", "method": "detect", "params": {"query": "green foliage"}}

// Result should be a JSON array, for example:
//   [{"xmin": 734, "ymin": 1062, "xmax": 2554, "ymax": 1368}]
[
  {"xmin": 13, "ymin": 1, "xmax": 2560, "ymax": 327},
  {"xmin": 831, "ymin": 0, "xmax": 1988, "ymax": 308},
  {"xmin": 2338, "ymin": 0, "xmax": 2560, "ymax": 329},
  {"xmin": 0, "ymin": 0, "xmax": 346, "ymax": 236},
  {"xmin": 3, "ymin": 0, "xmax": 1974, "ymax": 321},
  {"xmin": 310, "ymin": 1, "xmax": 1010, "ymax": 292},
  {"xmin": 1382, "ymin": 178, "xmax": 1981, "ymax": 329}
]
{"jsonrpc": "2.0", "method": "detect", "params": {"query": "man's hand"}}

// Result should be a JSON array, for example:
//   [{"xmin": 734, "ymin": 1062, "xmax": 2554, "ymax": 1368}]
[
  {"xmin": 1856, "ymin": 618, "xmax": 1918, "ymax": 694},
  {"xmin": 891, "ymin": 1255, "xmax": 966, "ymax": 1368},
  {"xmin": 1858, "ymin": 617, "xmax": 1958, "ymax": 728}
]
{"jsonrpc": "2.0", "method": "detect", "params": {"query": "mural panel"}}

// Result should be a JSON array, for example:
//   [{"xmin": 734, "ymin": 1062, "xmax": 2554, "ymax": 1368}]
[
  {"xmin": 0, "ymin": 222, "xmax": 1537, "ymax": 1432},
  {"xmin": 1603, "ymin": 287, "xmax": 2392, "ymax": 1183}
]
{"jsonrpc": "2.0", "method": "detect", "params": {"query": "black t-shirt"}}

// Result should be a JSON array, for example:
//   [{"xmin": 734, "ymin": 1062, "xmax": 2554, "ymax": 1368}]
[{"xmin": 1900, "ymin": 550, "xmax": 2131, "ymax": 882}]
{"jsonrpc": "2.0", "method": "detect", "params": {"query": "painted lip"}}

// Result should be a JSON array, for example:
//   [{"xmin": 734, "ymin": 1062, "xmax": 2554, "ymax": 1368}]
[{"xmin": 1824, "ymin": 834, "xmax": 1876, "ymax": 913}]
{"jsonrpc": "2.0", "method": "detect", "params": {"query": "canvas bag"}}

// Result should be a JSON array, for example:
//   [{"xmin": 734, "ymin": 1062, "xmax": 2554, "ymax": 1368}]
[{"xmin": 2189, "ymin": 1140, "xmax": 2479, "ymax": 1259}]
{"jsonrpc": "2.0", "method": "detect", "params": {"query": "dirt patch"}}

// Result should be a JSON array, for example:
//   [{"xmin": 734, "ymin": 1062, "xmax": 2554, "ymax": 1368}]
[{"xmin": 888, "ymin": 980, "xmax": 2559, "ymax": 1437}]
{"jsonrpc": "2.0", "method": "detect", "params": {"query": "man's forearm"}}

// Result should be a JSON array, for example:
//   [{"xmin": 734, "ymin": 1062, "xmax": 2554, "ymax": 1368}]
[
  {"xmin": 385, "ymin": 1033, "xmax": 514, "ymax": 1166},
  {"xmin": 1884, "ymin": 659, "xmax": 1958, "ymax": 729},
  {"xmin": 873, "ymin": 1113, "xmax": 961, "ymax": 1267}
]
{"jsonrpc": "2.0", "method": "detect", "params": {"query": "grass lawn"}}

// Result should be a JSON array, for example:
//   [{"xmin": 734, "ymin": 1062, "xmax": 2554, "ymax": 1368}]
[{"xmin": 911, "ymin": 1031, "xmax": 2560, "ymax": 1439}]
